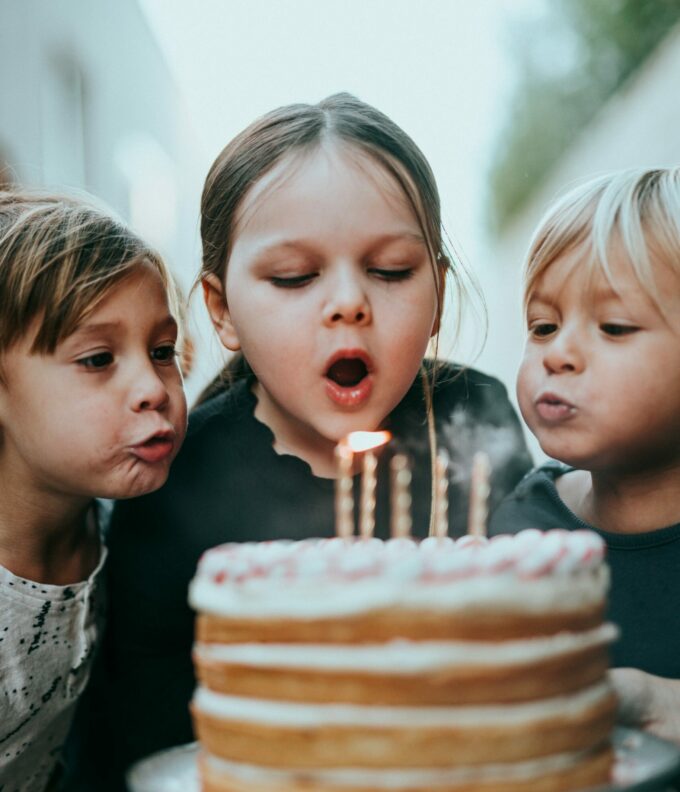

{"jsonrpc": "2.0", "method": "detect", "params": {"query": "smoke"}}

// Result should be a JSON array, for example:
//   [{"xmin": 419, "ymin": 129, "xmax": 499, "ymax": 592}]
[{"xmin": 439, "ymin": 407, "xmax": 524, "ymax": 489}]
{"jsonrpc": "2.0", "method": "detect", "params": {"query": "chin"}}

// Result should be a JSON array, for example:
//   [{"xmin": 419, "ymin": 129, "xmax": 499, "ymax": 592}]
[
  {"xmin": 537, "ymin": 439, "xmax": 595, "ymax": 470},
  {"xmin": 108, "ymin": 470, "xmax": 171, "ymax": 500}
]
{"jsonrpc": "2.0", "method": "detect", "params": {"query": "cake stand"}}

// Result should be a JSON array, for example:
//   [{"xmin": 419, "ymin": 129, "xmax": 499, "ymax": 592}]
[{"xmin": 126, "ymin": 727, "xmax": 680, "ymax": 792}]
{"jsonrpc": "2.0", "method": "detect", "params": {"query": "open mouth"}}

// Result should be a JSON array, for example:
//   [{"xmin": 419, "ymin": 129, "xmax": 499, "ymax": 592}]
[
  {"xmin": 324, "ymin": 352, "xmax": 373, "ymax": 407},
  {"xmin": 326, "ymin": 357, "xmax": 369, "ymax": 388}
]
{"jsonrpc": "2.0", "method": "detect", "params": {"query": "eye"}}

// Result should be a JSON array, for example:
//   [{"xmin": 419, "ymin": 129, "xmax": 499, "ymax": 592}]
[
  {"xmin": 152, "ymin": 344, "xmax": 178, "ymax": 364},
  {"xmin": 601, "ymin": 323, "xmax": 639, "ymax": 337},
  {"xmin": 270, "ymin": 273, "xmax": 318, "ymax": 289},
  {"xmin": 529, "ymin": 322, "xmax": 558, "ymax": 338},
  {"xmin": 77, "ymin": 351, "xmax": 114, "ymax": 369},
  {"xmin": 368, "ymin": 267, "xmax": 414, "ymax": 282}
]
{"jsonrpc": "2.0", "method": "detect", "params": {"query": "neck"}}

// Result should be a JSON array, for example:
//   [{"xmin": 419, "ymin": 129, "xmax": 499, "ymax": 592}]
[
  {"xmin": 0, "ymin": 459, "xmax": 96, "ymax": 584},
  {"xmin": 561, "ymin": 463, "xmax": 680, "ymax": 534},
  {"xmin": 272, "ymin": 434, "xmax": 339, "ymax": 478},
  {"xmin": 252, "ymin": 382, "xmax": 340, "ymax": 478}
]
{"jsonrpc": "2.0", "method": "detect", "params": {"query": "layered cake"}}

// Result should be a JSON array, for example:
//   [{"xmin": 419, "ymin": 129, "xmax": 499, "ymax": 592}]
[{"xmin": 189, "ymin": 529, "xmax": 617, "ymax": 791}]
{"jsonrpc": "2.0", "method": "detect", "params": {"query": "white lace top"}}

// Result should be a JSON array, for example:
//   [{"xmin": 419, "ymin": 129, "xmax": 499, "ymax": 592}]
[{"xmin": 0, "ymin": 512, "xmax": 107, "ymax": 792}]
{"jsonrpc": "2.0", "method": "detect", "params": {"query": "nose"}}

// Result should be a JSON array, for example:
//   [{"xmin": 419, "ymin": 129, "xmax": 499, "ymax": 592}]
[
  {"xmin": 322, "ymin": 267, "xmax": 371, "ymax": 327},
  {"xmin": 542, "ymin": 326, "xmax": 585, "ymax": 375},
  {"xmin": 130, "ymin": 361, "xmax": 170, "ymax": 412}
]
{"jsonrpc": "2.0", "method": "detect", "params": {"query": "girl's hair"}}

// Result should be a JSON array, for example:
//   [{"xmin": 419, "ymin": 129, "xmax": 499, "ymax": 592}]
[
  {"xmin": 197, "ymin": 92, "xmax": 470, "ymax": 400},
  {"xmin": 0, "ymin": 190, "xmax": 177, "ymax": 357},
  {"xmin": 523, "ymin": 167, "xmax": 680, "ymax": 315}
]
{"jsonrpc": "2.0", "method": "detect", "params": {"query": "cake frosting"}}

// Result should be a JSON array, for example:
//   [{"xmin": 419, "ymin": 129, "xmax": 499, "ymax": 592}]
[{"xmin": 189, "ymin": 529, "xmax": 617, "ymax": 791}]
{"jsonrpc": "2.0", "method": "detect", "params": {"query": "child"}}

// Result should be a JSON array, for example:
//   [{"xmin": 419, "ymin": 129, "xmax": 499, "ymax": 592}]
[
  {"xmin": 489, "ymin": 168, "xmax": 680, "ymax": 742},
  {"xmin": 0, "ymin": 191, "xmax": 187, "ymax": 790},
  {"xmin": 101, "ymin": 92, "xmax": 532, "ymax": 774}
]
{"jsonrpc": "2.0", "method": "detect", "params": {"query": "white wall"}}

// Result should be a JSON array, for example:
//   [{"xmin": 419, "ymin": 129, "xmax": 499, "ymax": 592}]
[{"xmin": 0, "ymin": 0, "xmax": 209, "ymax": 396}]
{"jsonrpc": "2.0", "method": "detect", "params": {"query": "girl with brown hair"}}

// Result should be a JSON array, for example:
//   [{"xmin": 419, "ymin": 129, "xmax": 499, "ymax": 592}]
[{"xmin": 102, "ymin": 93, "xmax": 531, "ymax": 776}]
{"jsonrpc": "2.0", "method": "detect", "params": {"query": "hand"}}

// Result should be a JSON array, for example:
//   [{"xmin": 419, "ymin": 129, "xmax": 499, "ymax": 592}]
[{"xmin": 610, "ymin": 667, "xmax": 680, "ymax": 745}]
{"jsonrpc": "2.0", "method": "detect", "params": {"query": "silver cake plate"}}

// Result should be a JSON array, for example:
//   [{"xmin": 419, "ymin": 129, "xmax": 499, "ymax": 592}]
[{"xmin": 126, "ymin": 727, "xmax": 680, "ymax": 792}]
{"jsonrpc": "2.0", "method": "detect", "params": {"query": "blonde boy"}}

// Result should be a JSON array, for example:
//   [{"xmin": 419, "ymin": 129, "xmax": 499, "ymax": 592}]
[
  {"xmin": 0, "ymin": 192, "xmax": 187, "ymax": 789},
  {"xmin": 489, "ymin": 167, "xmax": 680, "ymax": 742}
]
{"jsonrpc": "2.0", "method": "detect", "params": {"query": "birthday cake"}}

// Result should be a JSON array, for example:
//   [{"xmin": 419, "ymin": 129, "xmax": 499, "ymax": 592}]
[{"xmin": 189, "ymin": 530, "xmax": 617, "ymax": 791}]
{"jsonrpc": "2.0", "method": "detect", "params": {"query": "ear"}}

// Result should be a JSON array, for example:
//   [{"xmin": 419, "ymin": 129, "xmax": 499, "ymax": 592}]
[{"xmin": 202, "ymin": 274, "xmax": 241, "ymax": 352}]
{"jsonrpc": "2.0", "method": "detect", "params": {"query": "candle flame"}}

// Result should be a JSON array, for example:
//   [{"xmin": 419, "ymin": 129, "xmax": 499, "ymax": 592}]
[{"xmin": 344, "ymin": 430, "xmax": 391, "ymax": 453}]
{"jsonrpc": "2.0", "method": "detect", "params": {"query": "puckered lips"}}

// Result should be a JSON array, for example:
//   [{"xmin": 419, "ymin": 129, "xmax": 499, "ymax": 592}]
[
  {"xmin": 535, "ymin": 391, "xmax": 576, "ymax": 423},
  {"xmin": 324, "ymin": 349, "xmax": 373, "ymax": 408},
  {"xmin": 130, "ymin": 428, "xmax": 176, "ymax": 463}
]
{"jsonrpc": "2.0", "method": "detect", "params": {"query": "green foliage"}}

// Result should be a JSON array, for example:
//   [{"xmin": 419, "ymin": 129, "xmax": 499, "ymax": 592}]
[{"xmin": 489, "ymin": 0, "xmax": 680, "ymax": 234}]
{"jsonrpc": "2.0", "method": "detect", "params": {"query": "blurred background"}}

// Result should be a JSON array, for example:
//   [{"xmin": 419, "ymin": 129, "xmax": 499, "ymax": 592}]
[{"xmin": 2, "ymin": 0, "xmax": 679, "ymax": 459}]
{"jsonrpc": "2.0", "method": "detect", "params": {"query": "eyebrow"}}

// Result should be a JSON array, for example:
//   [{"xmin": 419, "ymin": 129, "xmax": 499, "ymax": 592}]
[
  {"xmin": 255, "ymin": 233, "xmax": 427, "ymax": 258},
  {"xmin": 528, "ymin": 286, "xmax": 625, "ymax": 306},
  {"xmin": 72, "ymin": 315, "xmax": 178, "ymax": 338},
  {"xmin": 366, "ymin": 233, "xmax": 428, "ymax": 254},
  {"xmin": 526, "ymin": 291, "xmax": 554, "ymax": 307}
]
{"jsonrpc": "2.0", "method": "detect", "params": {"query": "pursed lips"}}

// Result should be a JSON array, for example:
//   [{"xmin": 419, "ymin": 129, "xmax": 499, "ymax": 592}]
[
  {"xmin": 534, "ymin": 392, "xmax": 577, "ymax": 422},
  {"xmin": 129, "ymin": 428, "xmax": 177, "ymax": 463}
]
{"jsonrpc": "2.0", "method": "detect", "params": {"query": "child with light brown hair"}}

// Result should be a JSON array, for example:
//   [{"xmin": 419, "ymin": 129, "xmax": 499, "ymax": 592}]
[
  {"xmin": 102, "ymin": 92, "xmax": 533, "ymax": 776},
  {"xmin": 489, "ymin": 167, "xmax": 680, "ymax": 743},
  {"xmin": 0, "ymin": 191, "xmax": 187, "ymax": 790}
]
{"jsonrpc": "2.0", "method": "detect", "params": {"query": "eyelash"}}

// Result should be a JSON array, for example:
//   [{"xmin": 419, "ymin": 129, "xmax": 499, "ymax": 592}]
[
  {"xmin": 269, "ymin": 268, "xmax": 414, "ymax": 289},
  {"xmin": 600, "ymin": 324, "xmax": 639, "ymax": 337},
  {"xmin": 77, "ymin": 352, "xmax": 114, "ymax": 369},
  {"xmin": 76, "ymin": 345, "xmax": 178, "ymax": 370},
  {"xmin": 529, "ymin": 323, "xmax": 557, "ymax": 338},
  {"xmin": 529, "ymin": 322, "xmax": 640, "ymax": 340},
  {"xmin": 270, "ymin": 274, "xmax": 317, "ymax": 289},
  {"xmin": 369, "ymin": 267, "xmax": 414, "ymax": 282}
]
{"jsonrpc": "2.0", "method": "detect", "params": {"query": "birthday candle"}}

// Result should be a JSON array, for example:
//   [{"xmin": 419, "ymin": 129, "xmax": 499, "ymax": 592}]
[
  {"xmin": 390, "ymin": 454, "xmax": 412, "ymax": 538},
  {"xmin": 359, "ymin": 449, "xmax": 378, "ymax": 539},
  {"xmin": 467, "ymin": 451, "xmax": 491, "ymax": 537},
  {"xmin": 334, "ymin": 443, "xmax": 354, "ymax": 539},
  {"xmin": 344, "ymin": 431, "xmax": 390, "ymax": 540},
  {"xmin": 433, "ymin": 450, "xmax": 449, "ymax": 538}
]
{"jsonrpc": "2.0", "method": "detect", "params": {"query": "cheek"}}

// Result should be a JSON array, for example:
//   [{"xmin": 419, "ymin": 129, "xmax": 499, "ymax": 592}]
[
  {"xmin": 73, "ymin": 399, "xmax": 126, "ymax": 442},
  {"xmin": 516, "ymin": 358, "xmax": 536, "ymax": 418},
  {"xmin": 388, "ymin": 292, "xmax": 438, "ymax": 348},
  {"xmin": 171, "ymin": 385, "xmax": 189, "ymax": 431}
]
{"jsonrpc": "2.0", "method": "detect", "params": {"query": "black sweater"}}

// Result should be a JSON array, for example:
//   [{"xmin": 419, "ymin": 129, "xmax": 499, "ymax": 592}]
[
  {"xmin": 489, "ymin": 461, "xmax": 680, "ymax": 676},
  {"xmin": 94, "ymin": 363, "xmax": 532, "ymax": 777}
]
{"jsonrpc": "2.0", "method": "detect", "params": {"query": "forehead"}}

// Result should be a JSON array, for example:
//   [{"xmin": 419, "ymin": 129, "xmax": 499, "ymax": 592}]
[
  {"xmin": 232, "ymin": 142, "xmax": 420, "ymax": 242},
  {"xmin": 81, "ymin": 262, "xmax": 170, "ymax": 316},
  {"xmin": 530, "ymin": 242, "xmax": 680, "ymax": 315}
]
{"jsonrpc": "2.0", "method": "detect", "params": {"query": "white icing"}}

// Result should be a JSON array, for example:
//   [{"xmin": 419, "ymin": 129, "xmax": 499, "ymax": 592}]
[
  {"xmin": 203, "ymin": 747, "xmax": 600, "ymax": 787},
  {"xmin": 189, "ymin": 530, "xmax": 609, "ymax": 619},
  {"xmin": 190, "ymin": 566, "xmax": 609, "ymax": 618},
  {"xmin": 194, "ymin": 624, "xmax": 617, "ymax": 672},
  {"xmin": 193, "ymin": 681, "xmax": 613, "ymax": 727}
]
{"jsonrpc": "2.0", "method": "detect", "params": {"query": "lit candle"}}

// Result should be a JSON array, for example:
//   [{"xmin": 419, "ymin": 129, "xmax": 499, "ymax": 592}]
[
  {"xmin": 359, "ymin": 449, "xmax": 378, "ymax": 539},
  {"xmin": 334, "ymin": 442, "xmax": 354, "ymax": 539},
  {"xmin": 432, "ymin": 450, "xmax": 449, "ymax": 538},
  {"xmin": 346, "ymin": 431, "xmax": 391, "ymax": 540},
  {"xmin": 467, "ymin": 451, "xmax": 491, "ymax": 538},
  {"xmin": 390, "ymin": 454, "xmax": 412, "ymax": 538}
]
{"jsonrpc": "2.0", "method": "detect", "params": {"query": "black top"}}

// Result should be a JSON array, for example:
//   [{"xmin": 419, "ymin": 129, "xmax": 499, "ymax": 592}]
[
  {"xmin": 489, "ymin": 461, "xmax": 680, "ymax": 677},
  {"xmin": 97, "ymin": 363, "xmax": 532, "ymax": 775}
]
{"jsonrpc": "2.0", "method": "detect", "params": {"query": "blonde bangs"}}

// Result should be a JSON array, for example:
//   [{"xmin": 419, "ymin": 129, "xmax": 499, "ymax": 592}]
[{"xmin": 523, "ymin": 168, "xmax": 680, "ymax": 315}]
